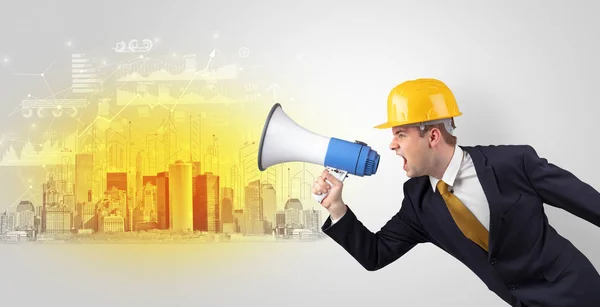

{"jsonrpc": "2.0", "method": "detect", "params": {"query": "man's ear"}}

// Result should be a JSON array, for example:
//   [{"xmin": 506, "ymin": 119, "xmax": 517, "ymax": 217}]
[{"xmin": 429, "ymin": 128, "xmax": 442, "ymax": 146}]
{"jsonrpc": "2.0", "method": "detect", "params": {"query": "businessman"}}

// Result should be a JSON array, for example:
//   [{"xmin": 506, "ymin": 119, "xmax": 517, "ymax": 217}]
[{"xmin": 313, "ymin": 78, "xmax": 600, "ymax": 306}]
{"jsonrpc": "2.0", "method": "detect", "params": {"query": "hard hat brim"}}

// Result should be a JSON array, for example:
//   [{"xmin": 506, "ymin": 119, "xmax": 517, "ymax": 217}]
[
  {"xmin": 373, "ymin": 113, "xmax": 461, "ymax": 130},
  {"xmin": 373, "ymin": 122, "xmax": 396, "ymax": 129}
]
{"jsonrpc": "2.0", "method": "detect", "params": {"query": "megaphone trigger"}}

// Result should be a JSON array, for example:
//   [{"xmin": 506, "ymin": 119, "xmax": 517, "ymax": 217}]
[{"xmin": 312, "ymin": 167, "xmax": 348, "ymax": 203}]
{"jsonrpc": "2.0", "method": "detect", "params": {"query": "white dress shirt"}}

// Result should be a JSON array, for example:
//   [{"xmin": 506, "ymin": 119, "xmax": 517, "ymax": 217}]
[{"xmin": 330, "ymin": 145, "xmax": 491, "ymax": 230}]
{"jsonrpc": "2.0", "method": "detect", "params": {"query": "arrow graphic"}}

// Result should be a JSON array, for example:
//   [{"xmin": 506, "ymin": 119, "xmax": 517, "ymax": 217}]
[
  {"xmin": 266, "ymin": 83, "xmax": 280, "ymax": 102},
  {"xmin": 205, "ymin": 49, "xmax": 216, "ymax": 72}
]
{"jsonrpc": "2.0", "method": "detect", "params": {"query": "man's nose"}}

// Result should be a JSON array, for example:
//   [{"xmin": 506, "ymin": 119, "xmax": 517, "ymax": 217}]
[{"xmin": 389, "ymin": 141, "xmax": 398, "ymax": 151}]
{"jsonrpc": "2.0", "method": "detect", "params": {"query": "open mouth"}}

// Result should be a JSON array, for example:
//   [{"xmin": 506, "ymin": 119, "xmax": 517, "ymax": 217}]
[{"xmin": 402, "ymin": 156, "xmax": 407, "ymax": 170}]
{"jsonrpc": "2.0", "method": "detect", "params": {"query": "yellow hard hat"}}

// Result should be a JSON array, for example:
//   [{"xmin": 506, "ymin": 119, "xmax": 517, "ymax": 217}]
[{"xmin": 374, "ymin": 78, "xmax": 462, "ymax": 129}]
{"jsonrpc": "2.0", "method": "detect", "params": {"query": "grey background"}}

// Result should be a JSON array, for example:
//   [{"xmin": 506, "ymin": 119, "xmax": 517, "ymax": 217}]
[{"xmin": 1, "ymin": 0, "xmax": 600, "ymax": 306}]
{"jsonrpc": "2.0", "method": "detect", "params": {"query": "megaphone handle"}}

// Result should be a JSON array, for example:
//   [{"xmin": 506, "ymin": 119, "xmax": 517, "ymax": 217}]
[{"xmin": 312, "ymin": 167, "xmax": 348, "ymax": 204}]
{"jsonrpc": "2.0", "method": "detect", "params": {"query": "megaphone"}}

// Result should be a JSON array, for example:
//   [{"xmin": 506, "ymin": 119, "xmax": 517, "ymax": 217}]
[{"xmin": 258, "ymin": 103, "xmax": 380, "ymax": 203}]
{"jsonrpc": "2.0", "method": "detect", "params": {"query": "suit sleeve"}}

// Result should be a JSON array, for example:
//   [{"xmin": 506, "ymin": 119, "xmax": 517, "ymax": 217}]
[
  {"xmin": 523, "ymin": 145, "xmax": 600, "ymax": 227},
  {"xmin": 321, "ymin": 183, "xmax": 429, "ymax": 271}
]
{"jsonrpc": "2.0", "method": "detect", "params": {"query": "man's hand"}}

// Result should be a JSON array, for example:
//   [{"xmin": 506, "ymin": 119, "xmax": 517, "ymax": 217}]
[{"xmin": 312, "ymin": 168, "xmax": 347, "ymax": 220}]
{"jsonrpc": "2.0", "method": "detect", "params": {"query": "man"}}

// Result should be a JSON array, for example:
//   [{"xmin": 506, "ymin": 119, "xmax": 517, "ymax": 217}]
[{"xmin": 313, "ymin": 78, "xmax": 600, "ymax": 306}]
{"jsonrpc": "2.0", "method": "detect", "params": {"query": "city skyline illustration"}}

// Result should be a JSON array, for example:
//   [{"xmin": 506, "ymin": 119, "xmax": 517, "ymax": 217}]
[{"xmin": 0, "ymin": 37, "xmax": 326, "ymax": 243}]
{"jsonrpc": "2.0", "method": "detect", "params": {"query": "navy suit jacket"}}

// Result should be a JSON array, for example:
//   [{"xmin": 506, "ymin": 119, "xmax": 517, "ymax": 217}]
[{"xmin": 322, "ymin": 144, "xmax": 600, "ymax": 307}]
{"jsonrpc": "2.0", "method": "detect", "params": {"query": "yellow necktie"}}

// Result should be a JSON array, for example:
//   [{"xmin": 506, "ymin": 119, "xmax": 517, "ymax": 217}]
[{"xmin": 436, "ymin": 180, "xmax": 489, "ymax": 251}]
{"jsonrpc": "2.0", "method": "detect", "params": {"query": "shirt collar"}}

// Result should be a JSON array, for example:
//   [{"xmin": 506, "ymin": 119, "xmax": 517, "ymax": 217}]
[{"xmin": 429, "ymin": 144, "xmax": 463, "ymax": 192}]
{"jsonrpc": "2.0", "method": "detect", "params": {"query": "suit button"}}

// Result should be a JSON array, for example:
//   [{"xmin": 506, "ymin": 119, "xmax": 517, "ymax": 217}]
[
  {"xmin": 490, "ymin": 258, "xmax": 497, "ymax": 265},
  {"xmin": 508, "ymin": 284, "xmax": 516, "ymax": 291}
]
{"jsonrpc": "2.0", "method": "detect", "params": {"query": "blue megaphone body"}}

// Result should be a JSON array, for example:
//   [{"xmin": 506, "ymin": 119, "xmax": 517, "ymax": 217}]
[{"xmin": 258, "ymin": 103, "xmax": 380, "ymax": 202}]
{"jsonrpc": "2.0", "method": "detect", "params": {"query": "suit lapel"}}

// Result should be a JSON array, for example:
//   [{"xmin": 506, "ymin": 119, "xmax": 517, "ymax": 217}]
[
  {"xmin": 460, "ymin": 146, "xmax": 504, "ymax": 258},
  {"xmin": 423, "ymin": 145, "xmax": 506, "ymax": 259},
  {"xmin": 424, "ymin": 186, "xmax": 469, "ymax": 252}
]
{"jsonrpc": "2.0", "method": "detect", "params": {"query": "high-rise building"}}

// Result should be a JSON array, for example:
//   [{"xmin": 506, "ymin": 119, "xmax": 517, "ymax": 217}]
[
  {"xmin": 193, "ymin": 172, "xmax": 220, "ymax": 232},
  {"xmin": 136, "ymin": 152, "xmax": 143, "ymax": 210},
  {"xmin": 303, "ymin": 209, "xmax": 322, "ymax": 233},
  {"xmin": 206, "ymin": 173, "xmax": 220, "ymax": 233},
  {"xmin": 17, "ymin": 210, "xmax": 35, "ymax": 230},
  {"xmin": 0, "ymin": 211, "xmax": 17, "ymax": 234},
  {"xmin": 245, "ymin": 180, "xmax": 261, "ymax": 221},
  {"xmin": 193, "ymin": 175, "xmax": 207, "ymax": 231},
  {"xmin": 244, "ymin": 180, "xmax": 264, "ymax": 235},
  {"xmin": 261, "ymin": 184, "xmax": 276, "ymax": 223},
  {"xmin": 284, "ymin": 198, "xmax": 304, "ymax": 228},
  {"xmin": 75, "ymin": 153, "xmax": 93, "ymax": 204},
  {"xmin": 285, "ymin": 208, "xmax": 301, "ymax": 227},
  {"xmin": 276, "ymin": 211, "xmax": 286, "ymax": 227},
  {"xmin": 221, "ymin": 187, "xmax": 234, "ymax": 224},
  {"xmin": 106, "ymin": 172, "xmax": 127, "ymax": 191},
  {"xmin": 275, "ymin": 210, "xmax": 286, "ymax": 236},
  {"xmin": 143, "ymin": 182, "xmax": 157, "ymax": 222},
  {"xmin": 156, "ymin": 172, "xmax": 169, "ymax": 229},
  {"xmin": 77, "ymin": 201, "xmax": 97, "ymax": 231},
  {"xmin": 46, "ymin": 205, "xmax": 72, "ymax": 234},
  {"xmin": 233, "ymin": 209, "xmax": 245, "ymax": 233},
  {"xmin": 169, "ymin": 161, "xmax": 193, "ymax": 232},
  {"xmin": 16, "ymin": 201, "xmax": 34, "ymax": 213}
]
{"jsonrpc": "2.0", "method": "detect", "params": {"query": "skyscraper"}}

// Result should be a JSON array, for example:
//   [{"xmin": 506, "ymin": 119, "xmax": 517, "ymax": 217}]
[
  {"xmin": 193, "ymin": 172, "xmax": 220, "ymax": 232},
  {"xmin": 75, "ymin": 153, "xmax": 93, "ymax": 204},
  {"xmin": 169, "ymin": 161, "xmax": 193, "ymax": 232},
  {"xmin": 221, "ymin": 187, "xmax": 234, "ymax": 224},
  {"xmin": 261, "ymin": 184, "xmax": 276, "ymax": 224},
  {"xmin": 156, "ymin": 172, "xmax": 169, "ymax": 229}
]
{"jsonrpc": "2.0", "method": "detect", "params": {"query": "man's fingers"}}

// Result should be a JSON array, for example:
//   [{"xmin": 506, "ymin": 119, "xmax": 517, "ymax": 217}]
[
  {"xmin": 325, "ymin": 171, "xmax": 341, "ymax": 186},
  {"xmin": 313, "ymin": 178, "xmax": 329, "ymax": 194},
  {"xmin": 312, "ymin": 185, "xmax": 320, "ymax": 195},
  {"xmin": 317, "ymin": 176, "xmax": 330, "ymax": 189}
]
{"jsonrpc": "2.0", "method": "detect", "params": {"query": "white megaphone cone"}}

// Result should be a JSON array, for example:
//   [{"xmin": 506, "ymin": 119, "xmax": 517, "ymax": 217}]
[{"xmin": 258, "ymin": 103, "xmax": 380, "ymax": 203}]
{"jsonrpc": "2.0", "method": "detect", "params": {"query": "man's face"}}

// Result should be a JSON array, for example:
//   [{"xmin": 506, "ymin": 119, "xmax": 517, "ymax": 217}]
[{"xmin": 389, "ymin": 125, "xmax": 430, "ymax": 177}]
